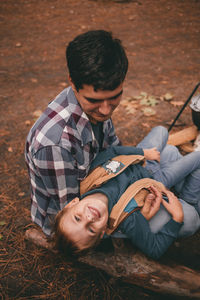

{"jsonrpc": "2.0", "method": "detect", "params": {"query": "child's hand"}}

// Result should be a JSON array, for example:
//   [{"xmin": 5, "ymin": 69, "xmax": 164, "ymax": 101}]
[
  {"xmin": 143, "ymin": 147, "xmax": 160, "ymax": 162},
  {"xmin": 162, "ymin": 190, "xmax": 184, "ymax": 223},
  {"xmin": 141, "ymin": 186, "xmax": 162, "ymax": 220}
]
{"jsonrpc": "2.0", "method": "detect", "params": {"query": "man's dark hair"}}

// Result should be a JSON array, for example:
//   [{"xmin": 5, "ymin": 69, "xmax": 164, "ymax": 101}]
[{"xmin": 66, "ymin": 30, "xmax": 128, "ymax": 91}]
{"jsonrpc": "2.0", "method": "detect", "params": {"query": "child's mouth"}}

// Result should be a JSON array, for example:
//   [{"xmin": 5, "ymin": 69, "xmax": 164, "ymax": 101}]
[{"xmin": 88, "ymin": 206, "xmax": 101, "ymax": 218}]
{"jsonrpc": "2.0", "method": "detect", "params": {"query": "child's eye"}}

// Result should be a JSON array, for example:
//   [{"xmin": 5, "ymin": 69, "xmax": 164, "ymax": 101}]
[{"xmin": 75, "ymin": 216, "xmax": 80, "ymax": 222}]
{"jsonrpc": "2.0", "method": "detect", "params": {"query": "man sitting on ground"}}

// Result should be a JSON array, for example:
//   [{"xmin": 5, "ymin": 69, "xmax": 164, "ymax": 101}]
[{"xmin": 25, "ymin": 30, "xmax": 129, "ymax": 236}]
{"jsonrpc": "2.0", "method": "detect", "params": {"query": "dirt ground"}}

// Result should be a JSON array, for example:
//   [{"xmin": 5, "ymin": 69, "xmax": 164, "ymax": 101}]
[{"xmin": 1, "ymin": 0, "xmax": 200, "ymax": 299}]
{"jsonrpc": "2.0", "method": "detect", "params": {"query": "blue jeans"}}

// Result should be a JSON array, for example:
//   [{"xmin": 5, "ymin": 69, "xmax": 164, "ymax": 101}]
[{"xmin": 137, "ymin": 126, "xmax": 200, "ymax": 236}]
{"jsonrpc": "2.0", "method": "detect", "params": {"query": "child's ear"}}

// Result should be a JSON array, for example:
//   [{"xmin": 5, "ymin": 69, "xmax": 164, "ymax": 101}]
[
  {"xmin": 72, "ymin": 197, "xmax": 80, "ymax": 203},
  {"xmin": 67, "ymin": 197, "xmax": 80, "ymax": 208}
]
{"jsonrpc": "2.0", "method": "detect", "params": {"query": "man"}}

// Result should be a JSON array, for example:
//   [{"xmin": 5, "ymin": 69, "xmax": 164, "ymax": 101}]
[{"xmin": 25, "ymin": 30, "xmax": 130, "ymax": 236}]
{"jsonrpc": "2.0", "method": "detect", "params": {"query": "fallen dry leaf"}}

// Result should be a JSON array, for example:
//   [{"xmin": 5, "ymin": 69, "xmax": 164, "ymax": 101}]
[
  {"xmin": 140, "ymin": 96, "xmax": 159, "ymax": 107},
  {"xmin": 0, "ymin": 221, "xmax": 6, "ymax": 226},
  {"xmin": 31, "ymin": 78, "xmax": 38, "ymax": 83},
  {"xmin": 0, "ymin": 129, "xmax": 9, "ymax": 137},
  {"xmin": 18, "ymin": 192, "xmax": 25, "ymax": 197},
  {"xmin": 59, "ymin": 82, "xmax": 68, "ymax": 87},
  {"xmin": 120, "ymin": 100, "xmax": 131, "ymax": 107},
  {"xmin": 142, "ymin": 107, "xmax": 156, "ymax": 116},
  {"xmin": 128, "ymin": 15, "xmax": 135, "ymax": 21},
  {"xmin": 32, "ymin": 110, "xmax": 42, "ymax": 117},
  {"xmin": 132, "ymin": 92, "xmax": 159, "ymax": 107},
  {"xmin": 125, "ymin": 107, "xmax": 137, "ymax": 114},
  {"xmin": 8, "ymin": 147, "xmax": 13, "ymax": 152},
  {"xmin": 163, "ymin": 93, "xmax": 173, "ymax": 101},
  {"xmin": 25, "ymin": 120, "xmax": 31, "ymax": 126},
  {"xmin": 171, "ymin": 101, "xmax": 184, "ymax": 106},
  {"xmin": 142, "ymin": 123, "xmax": 151, "ymax": 128}
]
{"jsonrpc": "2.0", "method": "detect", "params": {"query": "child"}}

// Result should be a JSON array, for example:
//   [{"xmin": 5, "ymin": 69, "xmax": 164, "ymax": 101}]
[{"xmin": 52, "ymin": 126, "xmax": 200, "ymax": 259}]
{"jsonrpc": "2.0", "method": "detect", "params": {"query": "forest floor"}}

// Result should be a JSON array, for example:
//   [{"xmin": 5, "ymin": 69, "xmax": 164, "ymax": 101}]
[{"xmin": 0, "ymin": 0, "xmax": 200, "ymax": 299}]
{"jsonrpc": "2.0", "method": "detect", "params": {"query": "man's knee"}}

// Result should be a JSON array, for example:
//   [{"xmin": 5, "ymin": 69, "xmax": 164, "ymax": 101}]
[
  {"xmin": 153, "ymin": 125, "xmax": 168, "ymax": 137},
  {"xmin": 151, "ymin": 126, "xmax": 168, "ymax": 144},
  {"xmin": 137, "ymin": 126, "xmax": 168, "ymax": 150},
  {"xmin": 179, "ymin": 202, "xmax": 200, "ymax": 237}
]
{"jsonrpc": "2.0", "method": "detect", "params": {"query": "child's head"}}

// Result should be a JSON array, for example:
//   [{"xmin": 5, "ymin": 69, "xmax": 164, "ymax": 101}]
[{"xmin": 53, "ymin": 193, "xmax": 109, "ymax": 257}]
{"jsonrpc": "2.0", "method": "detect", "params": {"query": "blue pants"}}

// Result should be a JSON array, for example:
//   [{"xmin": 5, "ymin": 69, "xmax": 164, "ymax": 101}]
[{"xmin": 137, "ymin": 126, "xmax": 200, "ymax": 237}]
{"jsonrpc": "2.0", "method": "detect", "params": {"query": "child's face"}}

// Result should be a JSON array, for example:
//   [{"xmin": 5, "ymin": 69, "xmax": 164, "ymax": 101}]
[{"xmin": 60, "ymin": 194, "xmax": 109, "ymax": 250}]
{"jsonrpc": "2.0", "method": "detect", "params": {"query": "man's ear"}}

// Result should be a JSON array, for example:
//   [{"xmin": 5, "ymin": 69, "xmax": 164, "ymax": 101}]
[{"xmin": 68, "ymin": 74, "xmax": 76, "ymax": 92}]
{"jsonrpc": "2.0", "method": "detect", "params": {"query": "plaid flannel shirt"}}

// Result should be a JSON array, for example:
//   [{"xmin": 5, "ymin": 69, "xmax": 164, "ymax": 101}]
[{"xmin": 25, "ymin": 87, "xmax": 120, "ymax": 235}]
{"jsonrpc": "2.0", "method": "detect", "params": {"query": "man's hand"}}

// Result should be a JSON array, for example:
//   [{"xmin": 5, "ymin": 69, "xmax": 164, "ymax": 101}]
[
  {"xmin": 162, "ymin": 190, "xmax": 184, "ymax": 223},
  {"xmin": 143, "ymin": 147, "xmax": 160, "ymax": 162},
  {"xmin": 141, "ymin": 186, "xmax": 162, "ymax": 220}
]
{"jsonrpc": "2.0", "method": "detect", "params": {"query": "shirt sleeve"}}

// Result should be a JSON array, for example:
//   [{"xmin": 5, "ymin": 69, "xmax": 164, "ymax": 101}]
[
  {"xmin": 31, "ymin": 145, "xmax": 79, "ymax": 235},
  {"xmin": 120, "ymin": 211, "xmax": 183, "ymax": 260}
]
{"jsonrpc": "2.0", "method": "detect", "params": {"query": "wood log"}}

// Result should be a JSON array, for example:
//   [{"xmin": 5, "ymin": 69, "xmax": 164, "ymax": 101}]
[
  {"xmin": 25, "ymin": 227, "xmax": 52, "ymax": 249},
  {"xmin": 79, "ymin": 239, "xmax": 200, "ymax": 298},
  {"xmin": 168, "ymin": 125, "xmax": 198, "ymax": 146},
  {"xmin": 25, "ymin": 228, "xmax": 200, "ymax": 298}
]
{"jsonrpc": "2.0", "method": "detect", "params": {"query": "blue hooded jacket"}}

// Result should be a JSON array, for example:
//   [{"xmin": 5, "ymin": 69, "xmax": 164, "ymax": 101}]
[{"xmin": 81, "ymin": 146, "xmax": 182, "ymax": 260}]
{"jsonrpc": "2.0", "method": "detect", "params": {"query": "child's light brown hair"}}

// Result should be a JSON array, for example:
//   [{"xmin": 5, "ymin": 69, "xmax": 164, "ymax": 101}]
[{"xmin": 51, "ymin": 206, "xmax": 102, "ymax": 258}]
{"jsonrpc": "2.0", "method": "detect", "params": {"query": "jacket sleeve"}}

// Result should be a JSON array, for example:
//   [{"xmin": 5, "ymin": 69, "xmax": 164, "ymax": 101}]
[
  {"xmin": 31, "ymin": 145, "xmax": 79, "ymax": 235},
  {"xmin": 91, "ymin": 145, "xmax": 144, "ymax": 169},
  {"xmin": 120, "ymin": 211, "xmax": 182, "ymax": 260}
]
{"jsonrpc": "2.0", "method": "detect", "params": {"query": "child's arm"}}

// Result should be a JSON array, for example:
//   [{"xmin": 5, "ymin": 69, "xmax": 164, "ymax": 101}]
[
  {"xmin": 140, "ymin": 186, "xmax": 162, "ymax": 220},
  {"xmin": 121, "ymin": 210, "xmax": 183, "ymax": 260},
  {"xmin": 91, "ymin": 145, "xmax": 160, "ymax": 170},
  {"xmin": 161, "ymin": 190, "xmax": 184, "ymax": 223},
  {"xmin": 120, "ymin": 188, "xmax": 183, "ymax": 260},
  {"xmin": 140, "ymin": 187, "xmax": 184, "ymax": 224}
]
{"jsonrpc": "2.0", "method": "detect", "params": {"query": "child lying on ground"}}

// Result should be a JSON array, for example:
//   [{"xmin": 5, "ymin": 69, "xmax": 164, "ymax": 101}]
[{"xmin": 52, "ymin": 126, "xmax": 200, "ymax": 259}]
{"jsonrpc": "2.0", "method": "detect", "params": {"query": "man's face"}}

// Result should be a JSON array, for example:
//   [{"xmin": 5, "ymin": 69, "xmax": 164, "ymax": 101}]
[
  {"xmin": 60, "ymin": 194, "xmax": 109, "ymax": 250},
  {"xmin": 70, "ymin": 80, "xmax": 123, "ymax": 123}
]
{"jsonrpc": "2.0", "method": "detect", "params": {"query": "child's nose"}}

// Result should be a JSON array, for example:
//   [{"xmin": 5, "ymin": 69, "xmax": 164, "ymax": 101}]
[{"xmin": 86, "ymin": 213, "xmax": 94, "ymax": 222}]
